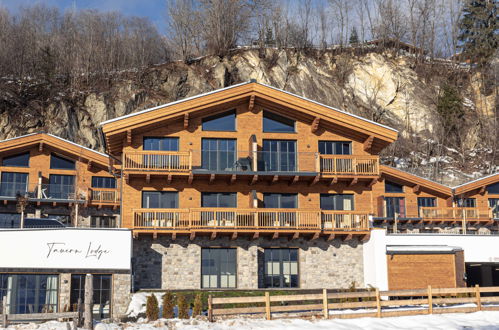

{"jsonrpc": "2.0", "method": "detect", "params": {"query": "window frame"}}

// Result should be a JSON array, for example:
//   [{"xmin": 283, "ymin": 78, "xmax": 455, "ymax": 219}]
[
  {"xmin": 320, "ymin": 194, "xmax": 354, "ymax": 210},
  {"xmin": 143, "ymin": 137, "xmax": 179, "ymax": 151},
  {"xmin": 141, "ymin": 191, "xmax": 179, "ymax": 209},
  {"xmin": 385, "ymin": 196, "xmax": 406, "ymax": 218},
  {"xmin": 201, "ymin": 192, "xmax": 237, "ymax": 208},
  {"xmin": 201, "ymin": 248, "xmax": 237, "ymax": 289},
  {"xmin": 318, "ymin": 141, "xmax": 352, "ymax": 155},
  {"xmin": 385, "ymin": 180, "xmax": 404, "ymax": 193},
  {"xmin": 201, "ymin": 138, "xmax": 237, "ymax": 171},
  {"xmin": 50, "ymin": 153, "xmax": 75, "ymax": 170},
  {"xmin": 486, "ymin": 182, "xmax": 499, "ymax": 195},
  {"xmin": 263, "ymin": 248, "xmax": 299, "ymax": 288},
  {"xmin": 1, "ymin": 152, "xmax": 30, "ymax": 168},
  {"xmin": 91, "ymin": 176, "xmax": 116, "ymax": 189},
  {"xmin": 263, "ymin": 193, "xmax": 298, "ymax": 209},
  {"xmin": 201, "ymin": 109, "xmax": 237, "ymax": 132},
  {"xmin": 263, "ymin": 110, "xmax": 296, "ymax": 133},
  {"xmin": 70, "ymin": 274, "xmax": 112, "ymax": 319}
]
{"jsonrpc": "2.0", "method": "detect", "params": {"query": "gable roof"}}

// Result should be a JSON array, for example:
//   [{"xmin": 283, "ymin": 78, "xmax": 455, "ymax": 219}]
[
  {"xmin": 100, "ymin": 81, "xmax": 398, "ymax": 155},
  {"xmin": 453, "ymin": 172, "xmax": 499, "ymax": 195},
  {"xmin": 0, "ymin": 133, "xmax": 110, "ymax": 168},
  {"xmin": 380, "ymin": 165, "xmax": 452, "ymax": 197}
]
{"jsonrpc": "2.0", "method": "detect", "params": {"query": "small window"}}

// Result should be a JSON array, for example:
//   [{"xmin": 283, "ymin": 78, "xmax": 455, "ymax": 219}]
[
  {"xmin": 142, "ymin": 191, "xmax": 178, "ymax": 208},
  {"xmin": 90, "ymin": 216, "xmax": 116, "ymax": 228},
  {"xmin": 385, "ymin": 180, "xmax": 404, "ymax": 193},
  {"xmin": 91, "ymin": 177, "xmax": 116, "ymax": 189},
  {"xmin": 320, "ymin": 194, "xmax": 354, "ymax": 210},
  {"xmin": 201, "ymin": 192, "xmax": 237, "ymax": 208},
  {"xmin": 70, "ymin": 274, "xmax": 112, "ymax": 319},
  {"xmin": 50, "ymin": 154, "xmax": 75, "ymax": 170},
  {"xmin": 456, "ymin": 198, "xmax": 476, "ymax": 208},
  {"xmin": 2, "ymin": 153, "xmax": 29, "ymax": 167},
  {"xmin": 202, "ymin": 110, "xmax": 236, "ymax": 131},
  {"xmin": 263, "ymin": 248, "xmax": 298, "ymax": 288},
  {"xmin": 143, "ymin": 137, "xmax": 179, "ymax": 151},
  {"xmin": 263, "ymin": 111, "xmax": 295, "ymax": 133},
  {"xmin": 486, "ymin": 182, "xmax": 499, "ymax": 194},
  {"xmin": 318, "ymin": 141, "xmax": 351, "ymax": 155},
  {"xmin": 201, "ymin": 248, "xmax": 236, "ymax": 288}
]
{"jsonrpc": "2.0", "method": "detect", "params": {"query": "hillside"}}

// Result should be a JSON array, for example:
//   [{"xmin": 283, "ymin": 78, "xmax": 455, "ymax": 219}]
[{"xmin": 0, "ymin": 48, "xmax": 497, "ymax": 185}]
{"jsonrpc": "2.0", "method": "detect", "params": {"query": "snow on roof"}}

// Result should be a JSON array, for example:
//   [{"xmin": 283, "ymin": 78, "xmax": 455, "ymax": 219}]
[
  {"xmin": 387, "ymin": 245, "xmax": 462, "ymax": 253},
  {"xmin": 452, "ymin": 172, "xmax": 499, "ymax": 189}
]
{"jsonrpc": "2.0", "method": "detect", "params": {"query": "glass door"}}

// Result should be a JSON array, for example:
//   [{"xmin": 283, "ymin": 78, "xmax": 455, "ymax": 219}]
[{"xmin": 260, "ymin": 140, "xmax": 296, "ymax": 172}]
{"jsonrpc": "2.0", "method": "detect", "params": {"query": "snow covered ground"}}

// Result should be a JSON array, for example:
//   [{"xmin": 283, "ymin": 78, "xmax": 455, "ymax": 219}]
[{"xmin": 3, "ymin": 311, "xmax": 499, "ymax": 330}]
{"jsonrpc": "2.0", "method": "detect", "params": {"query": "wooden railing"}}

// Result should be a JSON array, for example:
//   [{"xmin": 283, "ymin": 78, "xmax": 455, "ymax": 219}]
[
  {"xmin": 420, "ymin": 207, "xmax": 492, "ymax": 220},
  {"xmin": 320, "ymin": 155, "xmax": 379, "ymax": 175},
  {"xmin": 123, "ymin": 151, "xmax": 192, "ymax": 171},
  {"xmin": 133, "ymin": 208, "xmax": 370, "ymax": 231},
  {"xmin": 88, "ymin": 188, "xmax": 120, "ymax": 204}
]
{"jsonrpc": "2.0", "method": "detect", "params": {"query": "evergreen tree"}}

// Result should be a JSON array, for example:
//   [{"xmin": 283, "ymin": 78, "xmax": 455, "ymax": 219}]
[
  {"xmin": 177, "ymin": 293, "xmax": 189, "ymax": 319},
  {"xmin": 192, "ymin": 293, "xmax": 203, "ymax": 317},
  {"xmin": 162, "ymin": 291, "xmax": 175, "ymax": 319},
  {"xmin": 145, "ymin": 294, "xmax": 159, "ymax": 321},
  {"xmin": 458, "ymin": 0, "xmax": 497, "ymax": 64},
  {"xmin": 349, "ymin": 27, "xmax": 359, "ymax": 45}
]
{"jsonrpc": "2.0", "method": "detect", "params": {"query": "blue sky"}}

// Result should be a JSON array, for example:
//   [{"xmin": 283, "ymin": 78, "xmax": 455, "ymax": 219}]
[{"xmin": 0, "ymin": 0, "xmax": 169, "ymax": 32}]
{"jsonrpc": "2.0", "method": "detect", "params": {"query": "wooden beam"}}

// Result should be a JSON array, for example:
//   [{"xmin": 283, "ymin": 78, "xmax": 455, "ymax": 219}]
[
  {"xmin": 231, "ymin": 232, "xmax": 238, "ymax": 240},
  {"xmin": 126, "ymin": 130, "xmax": 132, "ymax": 146},
  {"xmin": 172, "ymin": 232, "xmax": 177, "ymax": 241},
  {"xmin": 361, "ymin": 234, "xmax": 370, "ymax": 242},
  {"xmin": 188, "ymin": 172, "xmax": 194, "ymax": 184},
  {"xmin": 291, "ymin": 232, "xmax": 300, "ymax": 240},
  {"xmin": 125, "ymin": 173, "xmax": 129, "ymax": 184},
  {"xmin": 152, "ymin": 232, "xmax": 157, "ymax": 240},
  {"xmin": 209, "ymin": 173, "xmax": 216, "ymax": 184},
  {"xmin": 349, "ymin": 178, "xmax": 358, "ymax": 186},
  {"xmin": 210, "ymin": 231, "xmax": 217, "ymax": 240},
  {"xmin": 327, "ymin": 233, "xmax": 335, "ymax": 241},
  {"xmin": 272, "ymin": 232, "xmax": 279, "ymax": 239},
  {"xmin": 248, "ymin": 95, "xmax": 255, "ymax": 112},
  {"xmin": 413, "ymin": 184, "xmax": 421, "ymax": 193},
  {"xmin": 190, "ymin": 232, "xmax": 196, "ymax": 241},
  {"xmin": 329, "ymin": 177, "xmax": 338, "ymax": 186},
  {"xmin": 269, "ymin": 175, "xmax": 279, "ymax": 185},
  {"xmin": 363, "ymin": 135, "xmax": 374, "ymax": 152},
  {"xmin": 252, "ymin": 232, "xmax": 259, "ymax": 240},
  {"xmin": 479, "ymin": 186, "xmax": 486, "ymax": 195},
  {"xmin": 146, "ymin": 174, "xmax": 150, "ymax": 184},
  {"xmin": 342, "ymin": 234, "xmax": 353, "ymax": 241},
  {"xmin": 311, "ymin": 232, "xmax": 320, "ymax": 240},
  {"xmin": 183, "ymin": 113, "xmax": 189, "ymax": 129},
  {"xmin": 38, "ymin": 142, "xmax": 43, "ymax": 152},
  {"xmin": 250, "ymin": 174, "xmax": 258, "ymax": 186},
  {"xmin": 2, "ymin": 200, "xmax": 6, "ymax": 205},
  {"xmin": 311, "ymin": 117, "xmax": 320, "ymax": 133},
  {"xmin": 229, "ymin": 174, "xmax": 237, "ymax": 185},
  {"xmin": 87, "ymin": 161, "xmax": 93, "ymax": 171},
  {"xmin": 167, "ymin": 174, "xmax": 172, "ymax": 184},
  {"xmin": 289, "ymin": 175, "xmax": 299, "ymax": 186},
  {"xmin": 309, "ymin": 174, "xmax": 320, "ymax": 186},
  {"xmin": 52, "ymin": 202, "xmax": 57, "ymax": 207},
  {"xmin": 367, "ymin": 178, "xmax": 377, "ymax": 188}
]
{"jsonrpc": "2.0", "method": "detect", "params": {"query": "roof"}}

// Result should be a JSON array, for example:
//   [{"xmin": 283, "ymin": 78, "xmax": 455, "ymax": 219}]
[
  {"xmin": 380, "ymin": 165, "xmax": 453, "ymax": 196},
  {"xmin": 453, "ymin": 172, "xmax": 499, "ymax": 195},
  {"xmin": 100, "ymin": 81, "xmax": 398, "ymax": 155},
  {"xmin": 0, "ymin": 133, "xmax": 110, "ymax": 168}
]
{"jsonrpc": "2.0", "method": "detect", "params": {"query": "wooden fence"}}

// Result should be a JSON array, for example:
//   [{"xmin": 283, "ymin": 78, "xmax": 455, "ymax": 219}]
[{"xmin": 208, "ymin": 285, "xmax": 499, "ymax": 321}]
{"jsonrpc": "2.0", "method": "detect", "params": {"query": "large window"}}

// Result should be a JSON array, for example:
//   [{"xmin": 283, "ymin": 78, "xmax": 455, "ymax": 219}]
[
  {"xmin": 2, "ymin": 153, "xmax": 29, "ymax": 167},
  {"xmin": 263, "ymin": 193, "xmax": 297, "ymax": 208},
  {"xmin": 50, "ymin": 154, "xmax": 75, "ymax": 170},
  {"xmin": 201, "ymin": 192, "xmax": 236, "ymax": 226},
  {"xmin": 0, "ymin": 213, "xmax": 21, "ymax": 228},
  {"xmin": 201, "ymin": 192, "xmax": 237, "ymax": 208},
  {"xmin": 91, "ymin": 176, "xmax": 116, "ymax": 189},
  {"xmin": 456, "ymin": 198, "xmax": 476, "ymax": 208},
  {"xmin": 259, "ymin": 140, "xmax": 296, "ymax": 172},
  {"xmin": 0, "ymin": 274, "xmax": 58, "ymax": 314},
  {"xmin": 385, "ymin": 197, "xmax": 406, "ymax": 218},
  {"xmin": 142, "ymin": 191, "xmax": 178, "ymax": 208},
  {"xmin": 486, "ymin": 182, "xmax": 499, "ymax": 194},
  {"xmin": 262, "ymin": 193, "xmax": 297, "ymax": 227},
  {"xmin": 202, "ymin": 110, "xmax": 236, "ymax": 131},
  {"xmin": 263, "ymin": 111, "xmax": 295, "ymax": 133},
  {"xmin": 385, "ymin": 180, "xmax": 404, "ymax": 193},
  {"xmin": 70, "ymin": 274, "xmax": 111, "ymax": 319},
  {"xmin": 263, "ymin": 248, "xmax": 298, "ymax": 288},
  {"xmin": 318, "ymin": 141, "xmax": 352, "ymax": 155},
  {"xmin": 320, "ymin": 194, "xmax": 354, "ymax": 210},
  {"xmin": 417, "ymin": 197, "xmax": 436, "ymax": 216},
  {"xmin": 91, "ymin": 216, "xmax": 117, "ymax": 228},
  {"xmin": 201, "ymin": 138, "xmax": 237, "ymax": 171},
  {"xmin": 201, "ymin": 248, "xmax": 236, "ymax": 288},
  {"xmin": 143, "ymin": 137, "xmax": 179, "ymax": 151},
  {"xmin": 48, "ymin": 175, "xmax": 75, "ymax": 199},
  {"xmin": 0, "ymin": 172, "xmax": 28, "ymax": 197}
]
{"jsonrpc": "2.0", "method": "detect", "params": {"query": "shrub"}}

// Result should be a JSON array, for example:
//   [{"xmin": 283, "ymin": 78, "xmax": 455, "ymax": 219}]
[
  {"xmin": 192, "ymin": 293, "xmax": 203, "ymax": 317},
  {"xmin": 162, "ymin": 291, "xmax": 175, "ymax": 319},
  {"xmin": 177, "ymin": 293, "xmax": 189, "ymax": 319},
  {"xmin": 145, "ymin": 294, "xmax": 159, "ymax": 321}
]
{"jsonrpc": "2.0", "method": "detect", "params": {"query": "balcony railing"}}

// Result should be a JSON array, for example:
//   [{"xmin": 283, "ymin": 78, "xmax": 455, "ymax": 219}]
[
  {"xmin": 420, "ymin": 207, "xmax": 493, "ymax": 220},
  {"xmin": 33, "ymin": 184, "xmax": 77, "ymax": 200},
  {"xmin": 132, "ymin": 208, "xmax": 370, "ymax": 231},
  {"xmin": 88, "ymin": 188, "xmax": 120, "ymax": 204},
  {"xmin": 123, "ymin": 151, "xmax": 192, "ymax": 172},
  {"xmin": 319, "ymin": 155, "xmax": 379, "ymax": 176},
  {"xmin": 0, "ymin": 182, "xmax": 28, "ymax": 197}
]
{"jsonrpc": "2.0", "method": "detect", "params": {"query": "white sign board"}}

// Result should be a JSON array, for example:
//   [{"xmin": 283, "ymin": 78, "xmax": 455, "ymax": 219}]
[{"xmin": 0, "ymin": 229, "xmax": 132, "ymax": 270}]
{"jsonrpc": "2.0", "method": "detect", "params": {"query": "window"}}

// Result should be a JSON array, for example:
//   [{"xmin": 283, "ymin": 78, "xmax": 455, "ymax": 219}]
[
  {"xmin": 259, "ymin": 140, "xmax": 296, "ymax": 172},
  {"xmin": 0, "ymin": 213, "xmax": 21, "ymax": 228},
  {"xmin": 201, "ymin": 192, "xmax": 237, "ymax": 208},
  {"xmin": 50, "ymin": 154, "xmax": 75, "ymax": 170},
  {"xmin": 48, "ymin": 175, "xmax": 75, "ymax": 199},
  {"xmin": 2, "ymin": 153, "xmax": 29, "ymax": 167},
  {"xmin": 417, "ymin": 197, "xmax": 436, "ymax": 216},
  {"xmin": 262, "ymin": 193, "xmax": 297, "ymax": 226},
  {"xmin": 263, "ymin": 248, "xmax": 298, "ymax": 288},
  {"xmin": 456, "ymin": 198, "xmax": 476, "ymax": 208},
  {"xmin": 70, "ymin": 274, "xmax": 111, "ymax": 319},
  {"xmin": 91, "ymin": 216, "xmax": 116, "ymax": 228},
  {"xmin": 201, "ymin": 138, "xmax": 237, "ymax": 171},
  {"xmin": 0, "ymin": 274, "xmax": 58, "ymax": 314},
  {"xmin": 263, "ymin": 193, "xmax": 297, "ymax": 208},
  {"xmin": 0, "ymin": 172, "xmax": 28, "ymax": 197},
  {"xmin": 385, "ymin": 197, "xmax": 406, "ymax": 218},
  {"xmin": 201, "ymin": 248, "xmax": 236, "ymax": 288},
  {"xmin": 490, "ymin": 199, "xmax": 499, "ymax": 218},
  {"xmin": 320, "ymin": 194, "xmax": 354, "ymax": 210},
  {"xmin": 318, "ymin": 141, "xmax": 352, "ymax": 155},
  {"xmin": 385, "ymin": 180, "xmax": 404, "ymax": 193},
  {"xmin": 263, "ymin": 111, "xmax": 295, "ymax": 133},
  {"xmin": 91, "ymin": 176, "xmax": 116, "ymax": 189},
  {"xmin": 201, "ymin": 193, "xmax": 236, "ymax": 225},
  {"xmin": 486, "ymin": 182, "xmax": 499, "ymax": 194},
  {"xmin": 202, "ymin": 110, "xmax": 236, "ymax": 131},
  {"xmin": 143, "ymin": 137, "xmax": 179, "ymax": 151},
  {"xmin": 142, "ymin": 191, "xmax": 178, "ymax": 208}
]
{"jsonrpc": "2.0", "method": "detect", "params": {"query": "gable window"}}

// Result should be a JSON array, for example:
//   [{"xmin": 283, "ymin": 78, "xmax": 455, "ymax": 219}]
[
  {"xmin": 486, "ymin": 182, "xmax": 499, "ymax": 194},
  {"xmin": 91, "ymin": 176, "xmax": 116, "ymax": 189},
  {"xmin": 319, "ymin": 141, "xmax": 352, "ymax": 155},
  {"xmin": 143, "ymin": 137, "xmax": 179, "ymax": 151},
  {"xmin": 0, "ymin": 172, "xmax": 28, "ymax": 197},
  {"xmin": 202, "ymin": 110, "xmax": 236, "ymax": 131},
  {"xmin": 201, "ymin": 248, "xmax": 237, "ymax": 288},
  {"xmin": 201, "ymin": 138, "xmax": 237, "ymax": 171},
  {"xmin": 263, "ymin": 248, "xmax": 298, "ymax": 288},
  {"xmin": 263, "ymin": 111, "xmax": 295, "ymax": 133},
  {"xmin": 142, "ymin": 191, "xmax": 178, "ymax": 208},
  {"xmin": 2, "ymin": 153, "xmax": 29, "ymax": 167},
  {"xmin": 320, "ymin": 194, "xmax": 354, "ymax": 210},
  {"xmin": 50, "ymin": 154, "xmax": 75, "ymax": 170},
  {"xmin": 385, "ymin": 180, "xmax": 404, "ymax": 193}
]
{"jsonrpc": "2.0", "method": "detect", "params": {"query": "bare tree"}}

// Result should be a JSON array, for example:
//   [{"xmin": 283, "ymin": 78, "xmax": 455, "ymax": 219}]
[{"xmin": 167, "ymin": 0, "xmax": 202, "ymax": 61}]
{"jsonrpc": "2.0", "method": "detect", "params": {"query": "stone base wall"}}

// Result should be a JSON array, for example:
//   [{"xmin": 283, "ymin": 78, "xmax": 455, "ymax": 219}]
[
  {"xmin": 59, "ymin": 273, "xmax": 72, "ymax": 311},
  {"xmin": 133, "ymin": 236, "xmax": 364, "ymax": 290},
  {"xmin": 112, "ymin": 273, "xmax": 132, "ymax": 318}
]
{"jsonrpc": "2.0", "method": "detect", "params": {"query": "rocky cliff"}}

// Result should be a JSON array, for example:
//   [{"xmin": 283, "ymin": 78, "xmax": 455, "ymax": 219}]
[{"xmin": 0, "ymin": 49, "xmax": 496, "ymax": 185}]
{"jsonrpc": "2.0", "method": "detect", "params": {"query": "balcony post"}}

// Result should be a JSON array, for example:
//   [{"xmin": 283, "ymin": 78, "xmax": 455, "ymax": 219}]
[
  {"xmin": 462, "ymin": 209, "xmax": 467, "ymax": 235},
  {"xmin": 189, "ymin": 150, "xmax": 193, "ymax": 170},
  {"xmin": 315, "ymin": 153, "xmax": 320, "ymax": 172}
]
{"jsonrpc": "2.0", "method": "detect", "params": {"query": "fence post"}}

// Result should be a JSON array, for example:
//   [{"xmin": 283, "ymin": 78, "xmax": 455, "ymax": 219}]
[
  {"xmin": 322, "ymin": 289, "xmax": 329, "ymax": 319},
  {"xmin": 208, "ymin": 295, "xmax": 213, "ymax": 322},
  {"xmin": 2, "ymin": 295, "xmax": 8, "ymax": 328},
  {"xmin": 84, "ymin": 274, "xmax": 93, "ymax": 330},
  {"xmin": 265, "ymin": 292, "xmax": 271, "ymax": 320},
  {"xmin": 375, "ymin": 288, "xmax": 381, "ymax": 318},
  {"xmin": 76, "ymin": 298, "xmax": 83, "ymax": 327},
  {"xmin": 475, "ymin": 284, "xmax": 482, "ymax": 311},
  {"xmin": 427, "ymin": 285, "xmax": 433, "ymax": 314}
]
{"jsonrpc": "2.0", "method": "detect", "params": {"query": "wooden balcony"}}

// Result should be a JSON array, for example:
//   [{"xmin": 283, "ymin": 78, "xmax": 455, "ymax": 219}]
[
  {"xmin": 420, "ymin": 207, "xmax": 493, "ymax": 223},
  {"xmin": 132, "ymin": 208, "xmax": 370, "ymax": 238},
  {"xmin": 319, "ymin": 155, "xmax": 379, "ymax": 176},
  {"xmin": 88, "ymin": 188, "xmax": 120, "ymax": 207},
  {"xmin": 123, "ymin": 151, "xmax": 192, "ymax": 172}
]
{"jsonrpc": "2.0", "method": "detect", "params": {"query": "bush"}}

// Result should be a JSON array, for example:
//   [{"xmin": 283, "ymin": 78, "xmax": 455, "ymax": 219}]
[
  {"xmin": 177, "ymin": 293, "xmax": 189, "ymax": 319},
  {"xmin": 146, "ymin": 294, "xmax": 159, "ymax": 321},
  {"xmin": 162, "ymin": 291, "xmax": 175, "ymax": 319},
  {"xmin": 192, "ymin": 293, "xmax": 203, "ymax": 317}
]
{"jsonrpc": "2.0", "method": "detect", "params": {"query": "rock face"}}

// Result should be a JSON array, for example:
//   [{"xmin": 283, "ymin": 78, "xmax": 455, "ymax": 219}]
[{"xmin": 0, "ymin": 49, "xmax": 496, "ymax": 183}]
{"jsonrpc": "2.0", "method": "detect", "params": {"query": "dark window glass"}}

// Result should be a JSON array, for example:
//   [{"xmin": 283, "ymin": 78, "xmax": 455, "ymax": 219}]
[
  {"xmin": 48, "ymin": 175, "xmax": 75, "ymax": 199},
  {"xmin": 201, "ymin": 192, "xmax": 237, "ymax": 208},
  {"xmin": 50, "ymin": 154, "xmax": 75, "ymax": 170},
  {"xmin": 490, "ymin": 199, "xmax": 499, "ymax": 218},
  {"xmin": 0, "ymin": 213, "xmax": 21, "ymax": 228},
  {"xmin": 385, "ymin": 180, "xmax": 404, "ymax": 193},
  {"xmin": 202, "ymin": 110, "xmax": 236, "ymax": 131},
  {"xmin": 417, "ymin": 197, "xmax": 436, "ymax": 216},
  {"xmin": 70, "ymin": 274, "xmax": 111, "ymax": 319},
  {"xmin": 90, "ymin": 216, "xmax": 116, "ymax": 228},
  {"xmin": 263, "ymin": 193, "xmax": 297, "ymax": 208},
  {"xmin": 201, "ymin": 138, "xmax": 237, "ymax": 171},
  {"xmin": 0, "ymin": 172, "xmax": 28, "ymax": 197},
  {"xmin": 318, "ymin": 141, "xmax": 352, "ymax": 155},
  {"xmin": 142, "ymin": 191, "xmax": 178, "ymax": 208},
  {"xmin": 91, "ymin": 177, "xmax": 116, "ymax": 189},
  {"xmin": 201, "ymin": 248, "xmax": 237, "ymax": 288},
  {"xmin": 263, "ymin": 111, "xmax": 295, "ymax": 133},
  {"xmin": 385, "ymin": 197, "xmax": 406, "ymax": 218},
  {"xmin": 456, "ymin": 198, "xmax": 476, "ymax": 208},
  {"xmin": 2, "ymin": 153, "xmax": 29, "ymax": 167},
  {"xmin": 320, "ymin": 194, "xmax": 354, "ymax": 210},
  {"xmin": 143, "ymin": 137, "xmax": 179, "ymax": 151},
  {"xmin": 260, "ymin": 140, "xmax": 296, "ymax": 172},
  {"xmin": 263, "ymin": 249, "xmax": 298, "ymax": 288},
  {"xmin": 486, "ymin": 182, "xmax": 499, "ymax": 194}
]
